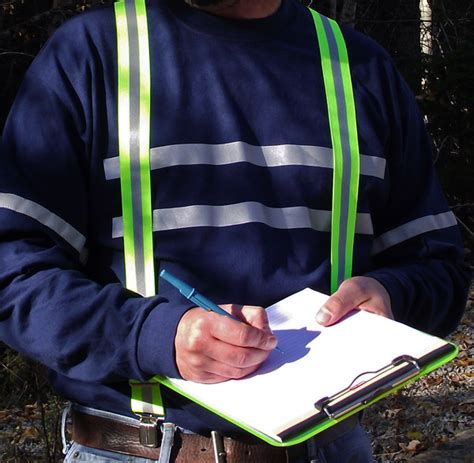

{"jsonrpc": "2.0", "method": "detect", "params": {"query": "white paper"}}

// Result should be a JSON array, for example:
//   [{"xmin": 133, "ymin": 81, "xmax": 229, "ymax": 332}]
[{"xmin": 164, "ymin": 288, "xmax": 448, "ymax": 441}]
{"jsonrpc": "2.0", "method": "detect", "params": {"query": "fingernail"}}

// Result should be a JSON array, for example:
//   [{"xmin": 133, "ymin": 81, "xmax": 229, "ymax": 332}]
[
  {"xmin": 265, "ymin": 335, "xmax": 277, "ymax": 349},
  {"xmin": 316, "ymin": 307, "xmax": 332, "ymax": 325}
]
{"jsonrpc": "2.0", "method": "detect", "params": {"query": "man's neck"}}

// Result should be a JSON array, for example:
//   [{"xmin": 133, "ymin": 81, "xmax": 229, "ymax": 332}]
[{"xmin": 186, "ymin": 0, "xmax": 282, "ymax": 19}]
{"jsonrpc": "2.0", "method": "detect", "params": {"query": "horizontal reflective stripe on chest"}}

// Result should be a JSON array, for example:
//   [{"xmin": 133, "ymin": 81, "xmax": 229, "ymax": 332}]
[
  {"xmin": 112, "ymin": 202, "xmax": 374, "ymax": 237},
  {"xmin": 104, "ymin": 142, "xmax": 386, "ymax": 180}
]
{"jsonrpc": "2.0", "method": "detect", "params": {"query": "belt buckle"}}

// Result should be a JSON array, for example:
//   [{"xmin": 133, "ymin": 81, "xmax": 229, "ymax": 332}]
[{"xmin": 138, "ymin": 414, "xmax": 163, "ymax": 448}]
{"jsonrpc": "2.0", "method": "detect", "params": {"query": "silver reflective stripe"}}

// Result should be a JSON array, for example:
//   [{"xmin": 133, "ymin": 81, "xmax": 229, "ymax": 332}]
[
  {"xmin": 140, "ymin": 383, "xmax": 157, "ymax": 415},
  {"xmin": 0, "ymin": 193, "xmax": 86, "ymax": 253},
  {"xmin": 372, "ymin": 211, "xmax": 457, "ymax": 255},
  {"xmin": 125, "ymin": 0, "xmax": 147, "ymax": 296},
  {"xmin": 112, "ymin": 202, "xmax": 373, "ymax": 238},
  {"xmin": 103, "ymin": 142, "xmax": 386, "ymax": 180}
]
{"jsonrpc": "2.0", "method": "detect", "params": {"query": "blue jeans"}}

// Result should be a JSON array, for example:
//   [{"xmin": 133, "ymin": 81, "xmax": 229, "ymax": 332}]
[
  {"xmin": 64, "ymin": 423, "xmax": 374, "ymax": 462},
  {"xmin": 310, "ymin": 423, "xmax": 374, "ymax": 463}
]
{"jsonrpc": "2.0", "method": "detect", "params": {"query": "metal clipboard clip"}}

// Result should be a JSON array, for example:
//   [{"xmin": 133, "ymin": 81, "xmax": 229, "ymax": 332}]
[{"xmin": 314, "ymin": 355, "xmax": 421, "ymax": 421}]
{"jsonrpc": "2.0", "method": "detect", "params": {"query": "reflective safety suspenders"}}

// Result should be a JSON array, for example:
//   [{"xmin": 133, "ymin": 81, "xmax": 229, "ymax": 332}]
[
  {"xmin": 114, "ymin": 0, "xmax": 361, "ymax": 439},
  {"xmin": 115, "ymin": 0, "xmax": 155, "ymax": 298},
  {"xmin": 115, "ymin": 0, "xmax": 167, "ymax": 448},
  {"xmin": 310, "ymin": 10, "xmax": 361, "ymax": 294},
  {"xmin": 129, "ymin": 379, "xmax": 170, "ymax": 448}
]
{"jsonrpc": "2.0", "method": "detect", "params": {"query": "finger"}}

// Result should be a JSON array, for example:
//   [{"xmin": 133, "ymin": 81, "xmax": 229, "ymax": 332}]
[
  {"xmin": 210, "ymin": 314, "xmax": 277, "ymax": 351},
  {"xmin": 206, "ymin": 338, "xmax": 272, "ymax": 369},
  {"xmin": 316, "ymin": 278, "xmax": 368, "ymax": 326},
  {"xmin": 219, "ymin": 303, "xmax": 244, "ymax": 318},
  {"xmin": 220, "ymin": 304, "xmax": 272, "ymax": 334},
  {"xmin": 182, "ymin": 364, "xmax": 230, "ymax": 384},
  {"xmin": 185, "ymin": 350, "xmax": 262, "ymax": 382},
  {"xmin": 204, "ymin": 356, "xmax": 262, "ymax": 380},
  {"xmin": 239, "ymin": 306, "xmax": 272, "ymax": 333}
]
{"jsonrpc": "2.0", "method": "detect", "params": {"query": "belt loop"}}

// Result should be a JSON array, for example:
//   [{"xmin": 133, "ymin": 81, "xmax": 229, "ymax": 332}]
[
  {"xmin": 159, "ymin": 422, "xmax": 177, "ymax": 463},
  {"xmin": 211, "ymin": 431, "xmax": 226, "ymax": 463},
  {"xmin": 61, "ymin": 403, "xmax": 72, "ymax": 455},
  {"xmin": 307, "ymin": 436, "xmax": 320, "ymax": 463}
]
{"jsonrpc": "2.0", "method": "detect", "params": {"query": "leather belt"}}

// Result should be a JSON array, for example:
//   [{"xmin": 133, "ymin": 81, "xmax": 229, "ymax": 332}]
[
  {"xmin": 71, "ymin": 407, "xmax": 359, "ymax": 462},
  {"xmin": 71, "ymin": 408, "xmax": 303, "ymax": 462}
]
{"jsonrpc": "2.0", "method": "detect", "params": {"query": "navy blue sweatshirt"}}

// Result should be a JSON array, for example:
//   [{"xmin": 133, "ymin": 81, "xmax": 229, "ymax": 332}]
[{"xmin": 0, "ymin": 0, "xmax": 470, "ymax": 436}]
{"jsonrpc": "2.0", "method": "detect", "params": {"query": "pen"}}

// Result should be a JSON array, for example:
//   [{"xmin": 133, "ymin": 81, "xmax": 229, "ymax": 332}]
[{"xmin": 159, "ymin": 269, "xmax": 283, "ymax": 353}]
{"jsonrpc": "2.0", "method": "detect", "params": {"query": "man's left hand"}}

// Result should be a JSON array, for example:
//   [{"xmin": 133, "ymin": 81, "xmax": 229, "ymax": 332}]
[{"xmin": 316, "ymin": 276, "xmax": 393, "ymax": 326}]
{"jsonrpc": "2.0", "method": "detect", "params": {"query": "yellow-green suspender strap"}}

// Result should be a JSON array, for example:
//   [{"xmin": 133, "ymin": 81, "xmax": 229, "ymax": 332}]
[
  {"xmin": 115, "ymin": 0, "xmax": 155, "ymax": 298},
  {"xmin": 115, "ymin": 0, "xmax": 164, "ymax": 420},
  {"xmin": 310, "ymin": 10, "xmax": 361, "ymax": 294}
]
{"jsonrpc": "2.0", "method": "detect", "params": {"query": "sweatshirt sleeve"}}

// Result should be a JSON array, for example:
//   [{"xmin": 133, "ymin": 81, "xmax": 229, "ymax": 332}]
[
  {"xmin": 0, "ymin": 16, "xmax": 189, "ymax": 383},
  {"xmin": 364, "ymin": 59, "xmax": 471, "ymax": 337}
]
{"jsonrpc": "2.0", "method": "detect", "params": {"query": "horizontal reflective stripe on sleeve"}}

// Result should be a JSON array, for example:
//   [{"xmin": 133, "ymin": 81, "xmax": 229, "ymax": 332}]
[
  {"xmin": 0, "ymin": 193, "xmax": 86, "ymax": 254},
  {"xmin": 112, "ymin": 202, "xmax": 373, "ymax": 238},
  {"xmin": 371, "ymin": 211, "xmax": 458, "ymax": 255},
  {"xmin": 103, "ymin": 142, "xmax": 386, "ymax": 180}
]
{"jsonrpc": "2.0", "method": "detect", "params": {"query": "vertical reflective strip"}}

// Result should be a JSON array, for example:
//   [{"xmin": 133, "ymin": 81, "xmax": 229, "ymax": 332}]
[
  {"xmin": 117, "ymin": 0, "xmax": 161, "ymax": 419},
  {"xmin": 116, "ymin": 0, "xmax": 155, "ymax": 297},
  {"xmin": 130, "ymin": 381, "xmax": 165, "ymax": 417},
  {"xmin": 312, "ymin": 11, "xmax": 343, "ymax": 294},
  {"xmin": 125, "ymin": 0, "xmax": 146, "ymax": 297},
  {"xmin": 115, "ymin": 1, "xmax": 137, "ymax": 291},
  {"xmin": 140, "ymin": 384, "xmax": 155, "ymax": 415},
  {"xmin": 311, "ymin": 11, "xmax": 360, "ymax": 293},
  {"xmin": 135, "ymin": 0, "xmax": 155, "ymax": 297},
  {"xmin": 321, "ymin": 16, "xmax": 350, "ymax": 289},
  {"xmin": 330, "ymin": 21, "xmax": 360, "ymax": 283}
]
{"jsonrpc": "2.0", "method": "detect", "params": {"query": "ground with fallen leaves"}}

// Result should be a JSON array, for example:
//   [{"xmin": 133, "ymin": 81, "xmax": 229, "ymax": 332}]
[
  {"xmin": 363, "ymin": 285, "xmax": 474, "ymax": 461},
  {"xmin": 1, "ymin": 287, "xmax": 473, "ymax": 462}
]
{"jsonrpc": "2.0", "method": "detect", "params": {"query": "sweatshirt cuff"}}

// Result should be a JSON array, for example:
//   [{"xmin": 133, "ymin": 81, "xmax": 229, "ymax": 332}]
[
  {"xmin": 363, "ymin": 269, "xmax": 408, "ymax": 324},
  {"xmin": 137, "ymin": 298, "xmax": 194, "ymax": 379}
]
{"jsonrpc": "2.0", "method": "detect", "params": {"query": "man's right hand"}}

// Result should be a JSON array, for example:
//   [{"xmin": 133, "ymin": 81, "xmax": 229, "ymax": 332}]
[{"xmin": 175, "ymin": 305, "xmax": 277, "ymax": 383}]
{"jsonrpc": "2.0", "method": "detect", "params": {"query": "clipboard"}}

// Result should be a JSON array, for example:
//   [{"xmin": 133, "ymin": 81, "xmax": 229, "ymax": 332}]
[
  {"xmin": 151, "ymin": 288, "xmax": 458, "ymax": 447},
  {"xmin": 276, "ymin": 342, "xmax": 457, "ymax": 443}
]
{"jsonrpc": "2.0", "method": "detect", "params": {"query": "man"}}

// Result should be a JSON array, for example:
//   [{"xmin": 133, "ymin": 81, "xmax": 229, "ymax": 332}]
[{"xmin": 0, "ymin": 0, "xmax": 470, "ymax": 461}]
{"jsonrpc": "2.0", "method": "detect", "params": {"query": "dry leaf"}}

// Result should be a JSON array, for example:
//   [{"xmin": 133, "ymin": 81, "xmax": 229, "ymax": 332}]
[
  {"xmin": 18, "ymin": 426, "xmax": 39, "ymax": 444},
  {"xmin": 425, "ymin": 375, "xmax": 443, "ymax": 386},
  {"xmin": 454, "ymin": 358, "xmax": 473, "ymax": 367},
  {"xmin": 406, "ymin": 439, "xmax": 422, "ymax": 452}
]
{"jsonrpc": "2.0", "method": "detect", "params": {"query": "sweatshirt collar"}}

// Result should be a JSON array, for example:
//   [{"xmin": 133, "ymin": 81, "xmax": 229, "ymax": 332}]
[{"xmin": 163, "ymin": 0, "xmax": 301, "ymax": 42}]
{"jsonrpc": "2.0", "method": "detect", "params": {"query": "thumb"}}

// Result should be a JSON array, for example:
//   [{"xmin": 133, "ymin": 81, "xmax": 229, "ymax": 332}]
[{"xmin": 316, "ymin": 280, "xmax": 365, "ymax": 326}]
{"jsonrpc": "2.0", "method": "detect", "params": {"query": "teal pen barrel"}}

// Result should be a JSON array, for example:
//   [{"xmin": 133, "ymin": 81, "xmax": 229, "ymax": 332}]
[
  {"xmin": 192, "ymin": 293, "xmax": 237, "ymax": 319},
  {"xmin": 160, "ymin": 269, "xmax": 231, "ymax": 316},
  {"xmin": 159, "ymin": 269, "xmax": 194, "ymax": 299}
]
